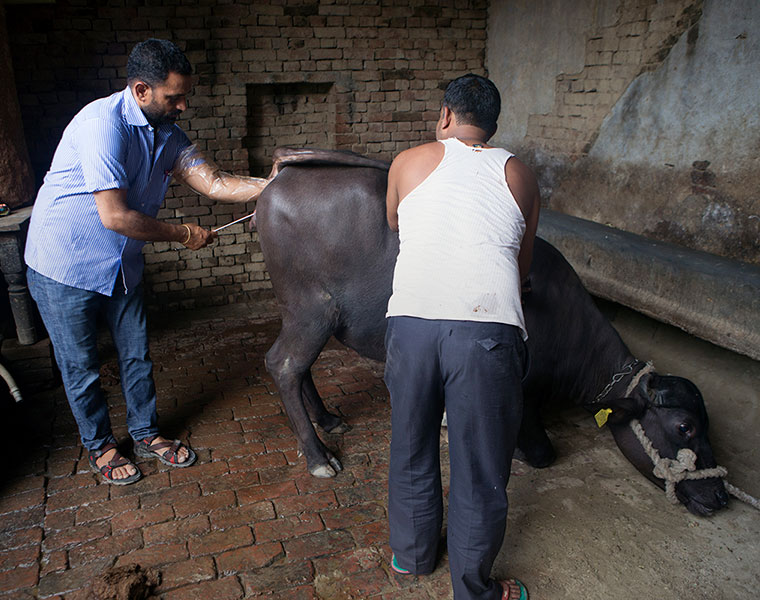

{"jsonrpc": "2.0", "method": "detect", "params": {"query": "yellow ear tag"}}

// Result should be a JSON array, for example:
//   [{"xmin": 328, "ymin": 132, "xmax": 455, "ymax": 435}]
[{"xmin": 595, "ymin": 408, "xmax": 613, "ymax": 428}]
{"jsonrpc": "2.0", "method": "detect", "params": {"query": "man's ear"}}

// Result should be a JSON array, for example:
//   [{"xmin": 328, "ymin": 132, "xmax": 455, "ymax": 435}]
[
  {"xmin": 132, "ymin": 81, "xmax": 151, "ymax": 104},
  {"xmin": 439, "ymin": 106, "xmax": 454, "ymax": 131}
]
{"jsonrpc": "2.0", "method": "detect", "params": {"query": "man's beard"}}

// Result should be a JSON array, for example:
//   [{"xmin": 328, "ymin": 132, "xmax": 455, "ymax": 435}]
[{"xmin": 142, "ymin": 102, "xmax": 181, "ymax": 127}]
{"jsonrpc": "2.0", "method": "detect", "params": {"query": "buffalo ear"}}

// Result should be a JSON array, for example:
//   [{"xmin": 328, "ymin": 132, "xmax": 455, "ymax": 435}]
[{"xmin": 598, "ymin": 395, "xmax": 647, "ymax": 426}]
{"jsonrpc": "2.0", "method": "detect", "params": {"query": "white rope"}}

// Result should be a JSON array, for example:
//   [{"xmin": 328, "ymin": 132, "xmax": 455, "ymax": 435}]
[
  {"xmin": 623, "ymin": 362, "xmax": 655, "ymax": 397},
  {"xmin": 629, "ymin": 419, "xmax": 760, "ymax": 511}
]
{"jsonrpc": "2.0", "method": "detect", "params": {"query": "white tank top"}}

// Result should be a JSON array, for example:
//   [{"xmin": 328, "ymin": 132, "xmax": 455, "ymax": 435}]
[{"xmin": 386, "ymin": 137, "xmax": 527, "ymax": 340}]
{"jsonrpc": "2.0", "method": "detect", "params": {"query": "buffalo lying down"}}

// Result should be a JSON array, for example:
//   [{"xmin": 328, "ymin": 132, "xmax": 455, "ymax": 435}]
[{"xmin": 256, "ymin": 148, "xmax": 728, "ymax": 516}]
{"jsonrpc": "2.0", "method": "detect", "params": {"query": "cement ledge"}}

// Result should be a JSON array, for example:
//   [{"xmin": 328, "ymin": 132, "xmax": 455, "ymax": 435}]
[{"xmin": 537, "ymin": 210, "xmax": 760, "ymax": 361}]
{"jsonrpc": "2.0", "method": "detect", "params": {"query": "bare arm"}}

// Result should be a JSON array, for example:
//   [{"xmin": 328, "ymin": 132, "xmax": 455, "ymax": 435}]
[
  {"xmin": 505, "ymin": 157, "xmax": 541, "ymax": 282},
  {"xmin": 94, "ymin": 188, "xmax": 215, "ymax": 251},
  {"xmin": 386, "ymin": 156, "xmax": 402, "ymax": 231},
  {"xmin": 172, "ymin": 149, "xmax": 270, "ymax": 204}
]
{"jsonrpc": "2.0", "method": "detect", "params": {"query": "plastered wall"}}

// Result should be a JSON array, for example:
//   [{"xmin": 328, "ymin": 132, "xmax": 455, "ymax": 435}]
[{"xmin": 488, "ymin": 0, "xmax": 759, "ymax": 265}]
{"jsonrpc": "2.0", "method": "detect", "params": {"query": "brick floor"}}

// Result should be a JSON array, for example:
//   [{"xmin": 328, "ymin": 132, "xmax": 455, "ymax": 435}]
[{"xmin": 0, "ymin": 309, "xmax": 456, "ymax": 598}]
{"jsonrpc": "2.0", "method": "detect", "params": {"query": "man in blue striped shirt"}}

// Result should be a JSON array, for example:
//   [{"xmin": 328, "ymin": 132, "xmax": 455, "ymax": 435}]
[{"xmin": 25, "ymin": 39, "xmax": 270, "ymax": 485}]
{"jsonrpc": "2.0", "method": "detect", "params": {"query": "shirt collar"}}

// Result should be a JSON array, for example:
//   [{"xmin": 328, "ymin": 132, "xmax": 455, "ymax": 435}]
[{"xmin": 122, "ymin": 85, "xmax": 150, "ymax": 127}]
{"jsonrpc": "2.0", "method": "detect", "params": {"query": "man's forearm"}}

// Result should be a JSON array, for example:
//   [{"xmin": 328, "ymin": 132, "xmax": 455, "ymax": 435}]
[{"xmin": 103, "ymin": 207, "xmax": 186, "ymax": 242}]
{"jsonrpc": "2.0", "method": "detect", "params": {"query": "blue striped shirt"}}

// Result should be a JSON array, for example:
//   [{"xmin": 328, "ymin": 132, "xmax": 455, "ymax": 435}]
[{"xmin": 25, "ymin": 86, "xmax": 195, "ymax": 295}]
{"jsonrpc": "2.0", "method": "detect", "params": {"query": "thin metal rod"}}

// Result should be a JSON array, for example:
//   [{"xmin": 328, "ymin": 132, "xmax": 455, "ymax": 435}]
[{"xmin": 212, "ymin": 210, "xmax": 256, "ymax": 233}]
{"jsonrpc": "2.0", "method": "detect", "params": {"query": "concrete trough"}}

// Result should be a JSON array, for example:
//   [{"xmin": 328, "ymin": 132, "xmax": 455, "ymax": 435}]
[{"xmin": 538, "ymin": 210, "xmax": 760, "ymax": 361}]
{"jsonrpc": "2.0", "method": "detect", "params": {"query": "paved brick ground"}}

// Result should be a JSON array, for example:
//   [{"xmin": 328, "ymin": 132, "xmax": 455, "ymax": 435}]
[{"xmin": 0, "ymin": 309, "xmax": 457, "ymax": 599}]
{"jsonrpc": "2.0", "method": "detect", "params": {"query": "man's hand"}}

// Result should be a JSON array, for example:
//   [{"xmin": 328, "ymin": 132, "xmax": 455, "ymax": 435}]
[{"xmin": 181, "ymin": 223, "xmax": 216, "ymax": 250}]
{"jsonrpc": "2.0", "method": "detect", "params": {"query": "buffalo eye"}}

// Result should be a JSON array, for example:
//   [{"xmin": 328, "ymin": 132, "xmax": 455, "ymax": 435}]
[{"xmin": 677, "ymin": 422, "xmax": 693, "ymax": 437}]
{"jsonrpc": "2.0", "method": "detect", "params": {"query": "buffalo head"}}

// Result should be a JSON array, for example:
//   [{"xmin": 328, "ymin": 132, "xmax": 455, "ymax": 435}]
[{"xmin": 598, "ymin": 373, "xmax": 729, "ymax": 516}]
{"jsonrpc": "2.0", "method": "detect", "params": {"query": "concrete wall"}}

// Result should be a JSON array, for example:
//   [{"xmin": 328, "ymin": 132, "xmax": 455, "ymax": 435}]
[
  {"xmin": 488, "ymin": 0, "xmax": 759, "ymax": 265},
  {"xmin": 7, "ymin": 0, "xmax": 487, "ymax": 311}
]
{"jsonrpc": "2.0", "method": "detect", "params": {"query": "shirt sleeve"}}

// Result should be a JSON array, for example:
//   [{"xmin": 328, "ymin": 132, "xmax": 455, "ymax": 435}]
[{"xmin": 75, "ymin": 117, "xmax": 130, "ymax": 193}]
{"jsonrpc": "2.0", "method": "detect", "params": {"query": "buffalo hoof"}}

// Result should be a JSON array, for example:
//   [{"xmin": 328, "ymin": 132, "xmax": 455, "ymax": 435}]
[
  {"xmin": 310, "ymin": 455, "xmax": 343, "ymax": 478},
  {"xmin": 515, "ymin": 444, "xmax": 556, "ymax": 468},
  {"xmin": 324, "ymin": 421, "xmax": 351, "ymax": 434}
]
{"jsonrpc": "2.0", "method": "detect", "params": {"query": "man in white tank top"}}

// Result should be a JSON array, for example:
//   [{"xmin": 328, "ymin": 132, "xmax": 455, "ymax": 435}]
[{"xmin": 384, "ymin": 74, "xmax": 540, "ymax": 600}]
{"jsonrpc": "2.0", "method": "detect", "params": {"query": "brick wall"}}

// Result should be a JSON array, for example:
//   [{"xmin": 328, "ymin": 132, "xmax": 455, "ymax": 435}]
[
  {"xmin": 522, "ymin": 0, "xmax": 701, "ymax": 159},
  {"xmin": 7, "ymin": 0, "xmax": 487, "ymax": 311}
]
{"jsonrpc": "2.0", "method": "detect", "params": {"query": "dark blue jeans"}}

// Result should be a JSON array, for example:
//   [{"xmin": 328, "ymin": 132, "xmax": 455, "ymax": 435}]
[
  {"xmin": 28, "ymin": 268, "xmax": 159, "ymax": 451},
  {"xmin": 385, "ymin": 316, "xmax": 526, "ymax": 600}
]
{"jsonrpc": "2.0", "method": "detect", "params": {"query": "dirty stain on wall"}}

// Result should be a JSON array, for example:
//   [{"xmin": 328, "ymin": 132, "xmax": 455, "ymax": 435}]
[{"xmin": 488, "ymin": 0, "xmax": 759, "ymax": 264}]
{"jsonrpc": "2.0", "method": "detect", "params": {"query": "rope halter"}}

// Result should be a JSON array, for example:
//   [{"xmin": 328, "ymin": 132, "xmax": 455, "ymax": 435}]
[{"xmin": 629, "ymin": 419, "xmax": 728, "ymax": 505}]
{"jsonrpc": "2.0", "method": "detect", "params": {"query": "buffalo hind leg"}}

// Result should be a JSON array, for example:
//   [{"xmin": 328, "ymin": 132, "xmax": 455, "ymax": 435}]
[
  {"xmin": 516, "ymin": 393, "xmax": 556, "ymax": 468},
  {"xmin": 301, "ymin": 371, "xmax": 351, "ymax": 434},
  {"xmin": 265, "ymin": 321, "xmax": 343, "ymax": 478}
]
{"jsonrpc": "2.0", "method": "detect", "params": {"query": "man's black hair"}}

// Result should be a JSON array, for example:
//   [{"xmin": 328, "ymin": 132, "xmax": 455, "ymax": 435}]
[
  {"xmin": 127, "ymin": 39, "xmax": 192, "ymax": 87},
  {"xmin": 443, "ymin": 74, "xmax": 501, "ymax": 138}
]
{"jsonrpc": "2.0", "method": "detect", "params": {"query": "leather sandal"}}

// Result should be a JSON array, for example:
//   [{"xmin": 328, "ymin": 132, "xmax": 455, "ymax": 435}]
[
  {"xmin": 500, "ymin": 578, "xmax": 528, "ymax": 600},
  {"xmin": 134, "ymin": 435, "xmax": 197, "ymax": 468},
  {"xmin": 88, "ymin": 443, "xmax": 142, "ymax": 485}
]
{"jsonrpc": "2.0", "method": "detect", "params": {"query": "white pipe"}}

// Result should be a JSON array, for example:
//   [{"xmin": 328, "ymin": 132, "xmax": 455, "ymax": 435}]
[{"xmin": 0, "ymin": 361, "xmax": 22, "ymax": 402}]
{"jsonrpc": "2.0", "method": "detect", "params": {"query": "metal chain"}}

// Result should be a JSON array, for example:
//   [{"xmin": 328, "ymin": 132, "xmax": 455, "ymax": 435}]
[{"xmin": 594, "ymin": 361, "xmax": 636, "ymax": 402}]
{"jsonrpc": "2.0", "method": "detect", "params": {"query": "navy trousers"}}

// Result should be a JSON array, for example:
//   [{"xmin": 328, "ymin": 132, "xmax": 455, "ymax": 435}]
[
  {"xmin": 28, "ymin": 268, "xmax": 160, "ymax": 451},
  {"xmin": 384, "ymin": 316, "xmax": 526, "ymax": 600}
]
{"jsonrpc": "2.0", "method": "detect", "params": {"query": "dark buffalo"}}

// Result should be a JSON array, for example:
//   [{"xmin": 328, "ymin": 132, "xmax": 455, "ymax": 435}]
[{"xmin": 256, "ymin": 148, "xmax": 728, "ymax": 516}]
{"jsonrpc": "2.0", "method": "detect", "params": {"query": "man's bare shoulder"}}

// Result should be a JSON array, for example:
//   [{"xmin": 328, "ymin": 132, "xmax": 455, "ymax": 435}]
[{"xmin": 392, "ymin": 141, "xmax": 443, "ymax": 167}]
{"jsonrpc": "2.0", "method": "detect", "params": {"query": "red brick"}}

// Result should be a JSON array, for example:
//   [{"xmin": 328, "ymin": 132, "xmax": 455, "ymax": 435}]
[
  {"xmin": 187, "ymin": 525, "xmax": 253, "ymax": 556},
  {"xmin": 312, "ymin": 546, "xmax": 384, "ymax": 577},
  {"xmin": 254, "ymin": 513, "xmax": 324, "ymax": 543},
  {"xmin": 293, "ymin": 471, "xmax": 357, "ymax": 494},
  {"xmin": 2, "ymin": 476, "xmax": 45, "ymax": 497},
  {"xmin": 349, "ymin": 519, "xmax": 388, "ymax": 547},
  {"xmin": 67, "ymin": 529, "xmax": 143, "ymax": 568},
  {"xmin": 40, "ymin": 549, "xmax": 67, "ymax": 575},
  {"xmin": 173, "ymin": 490, "xmax": 236, "ymax": 518},
  {"xmin": 209, "ymin": 501, "xmax": 276, "ymax": 531},
  {"xmin": 0, "ymin": 526, "xmax": 42, "ymax": 550},
  {"xmin": 233, "ymin": 403, "xmax": 282, "ymax": 419},
  {"xmin": 0, "ymin": 563, "xmax": 38, "ymax": 593},
  {"xmin": 162, "ymin": 576, "xmax": 244, "ymax": 600},
  {"xmin": 44, "ymin": 508, "xmax": 76, "ymax": 531},
  {"xmin": 237, "ymin": 480, "xmax": 297, "ymax": 505},
  {"xmin": 169, "ymin": 459, "xmax": 229, "ymax": 485},
  {"xmin": 143, "ymin": 515, "xmax": 210, "ymax": 546},
  {"xmin": 140, "ymin": 482, "xmax": 201, "ymax": 508},
  {"xmin": 200, "ymin": 470, "xmax": 261, "ymax": 494},
  {"xmin": 320, "ymin": 502, "xmax": 386, "ymax": 530},
  {"xmin": 274, "ymin": 490, "xmax": 338, "ymax": 517},
  {"xmin": 211, "ymin": 442, "xmax": 266, "ymax": 461},
  {"xmin": 240, "ymin": 560, "xmax": 314, "ymax": 596},
  {"xmin": 45, "ymin": 485, "xmax": 108, "ymax": 512},
  {"xmin": 0, "ymin": 545, "xmax": 39, "ymax": 571},
  {"xmin": 110, "ymin": 504, "xmax": 174, "ymax": 531},
  {"xmin": 37, "ymin": 559, "xmax": 116, "ymax": 598},
  {"xmin": 283, "ymin": 530, "xmax": 354, "ymax": 561},
  {"xmin": 216, "ymin": 542, "xmax": 284, "ymax": 574},
  {"xmin": 43, "ymin": 521, "xmax": 110, "ymax": 551},
  {"xmin": 75, "ymin": 496, "xmax": 139, "ymax": 524},
  {"xmin": 115, "ymin": 541, "xmax": 188, "ymax": 568},
  {"xmin": 46, "ymin": 472, "xmax": 98, "ymax": 494},
  {"xmin": 156, "ymin": 556, "xmax": 216, "ymax": 592},
  {"xmin": 0, "ymin": 488, "xmax": 45, "ymax": 515},
  {"xmin": 109, "ymin": 471, "xmax": 171, "ymax": 498}
]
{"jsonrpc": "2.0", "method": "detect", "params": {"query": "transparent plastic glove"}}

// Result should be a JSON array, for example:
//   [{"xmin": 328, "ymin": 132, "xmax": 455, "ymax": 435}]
[{"xmin": 173, "ymin": 144, "xmax": 270, "ymax": 203}]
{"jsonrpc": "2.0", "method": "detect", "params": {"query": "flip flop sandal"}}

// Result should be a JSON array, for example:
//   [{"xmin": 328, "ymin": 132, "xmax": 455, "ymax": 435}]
[
  {"xmin": 134, "ymin": 436, "xmax": 197, "ymax": 468},
  {"xmin": 88, "ymin": 443, "xmax": 142, "ymax": 485},
  {"xmin": 391, "ymin": 554, "xmax": 411, "ymax": 575},
  {"xmin": 500, "ymin": 578, "xmax": 528, "ymax": 600}
]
